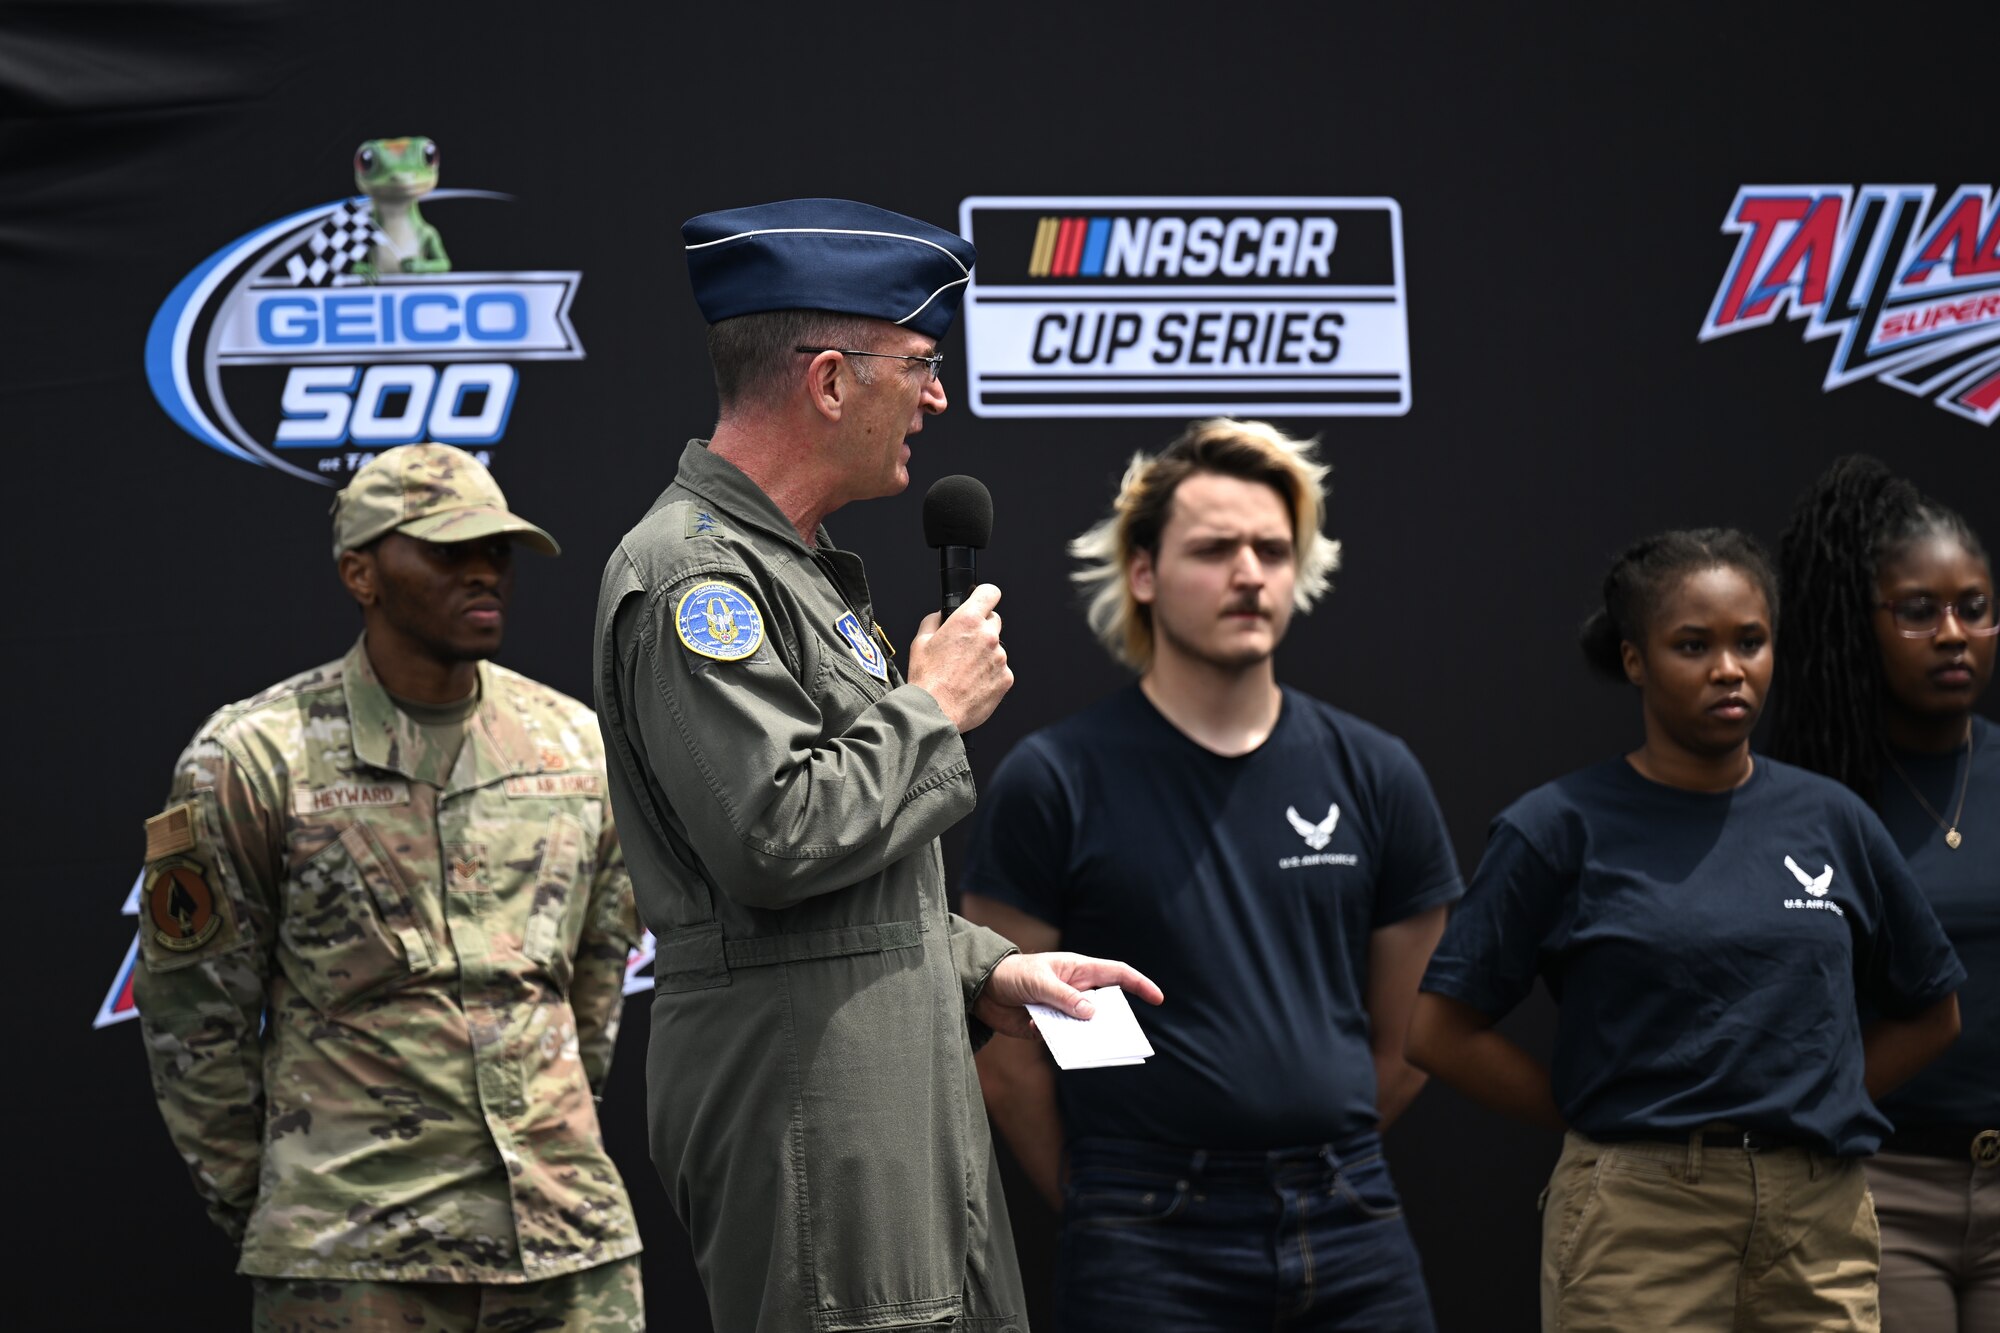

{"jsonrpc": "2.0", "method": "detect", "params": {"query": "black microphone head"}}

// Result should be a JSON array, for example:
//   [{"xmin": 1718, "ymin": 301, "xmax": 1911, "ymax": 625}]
[{"xmin": 922, "ymin": 474, "xmax": 993, "ymax": 549}]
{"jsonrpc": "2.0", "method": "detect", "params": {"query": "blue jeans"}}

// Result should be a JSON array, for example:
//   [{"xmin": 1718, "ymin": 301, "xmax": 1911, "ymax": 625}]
[{"xmin": 1056, "ymin": 1134, "xmax": 1436, "ymax": 1332}]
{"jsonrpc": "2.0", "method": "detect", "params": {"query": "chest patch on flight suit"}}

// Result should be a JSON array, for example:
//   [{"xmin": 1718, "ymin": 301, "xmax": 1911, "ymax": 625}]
[
  {"xmin": 676, "ymin": 581, "xmax": 765, "ymax": 662},
  {"xmin": 144, "ymin": 859, "xmax": 224, "ymax": 952},
  {"xmin": 834, "ymin": 612, "xmax": 890, "ymax": 682}
]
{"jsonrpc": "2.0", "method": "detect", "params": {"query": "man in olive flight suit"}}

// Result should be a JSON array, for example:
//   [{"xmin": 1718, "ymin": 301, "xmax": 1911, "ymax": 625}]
[
  {"xmin": 136, "ymin": 444, "xmax": 645, "ymax": 1331},
  {"xmin": 593, "ymin": 198, "xmax": 1162, "ymax": 1333}
]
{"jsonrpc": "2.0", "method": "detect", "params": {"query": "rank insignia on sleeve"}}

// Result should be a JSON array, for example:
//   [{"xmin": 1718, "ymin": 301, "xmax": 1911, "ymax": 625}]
[
  {"xmin": 144, "ymin": 859, "xmax": 225, "ymax": 952},
  {"xmin": 835, "ymin": 612, "xmax": 890, "ymax": 682},
  {"xmin": 675, "ymin": 581, "xmax": 765, "ymax": 662},
  {"xmin": 144, "ymin": 802, "xmax": 199, "ymax": 860}
]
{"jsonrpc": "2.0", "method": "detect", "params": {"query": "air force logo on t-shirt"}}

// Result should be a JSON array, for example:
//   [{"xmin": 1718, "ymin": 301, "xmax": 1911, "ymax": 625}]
[
  {"xmin": 1781, "ymin": 854, "xmax": 1843, "ymax": 917},
  {"xmin": 1279, "ymin": 801, "xmax": 1358, "ymax": 869}
]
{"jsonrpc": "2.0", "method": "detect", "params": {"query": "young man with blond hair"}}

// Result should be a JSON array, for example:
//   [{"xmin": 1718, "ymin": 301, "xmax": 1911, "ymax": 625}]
[{"xmin": 962, "ymin": 418, "xmax": 1460, "ymax": 1332}]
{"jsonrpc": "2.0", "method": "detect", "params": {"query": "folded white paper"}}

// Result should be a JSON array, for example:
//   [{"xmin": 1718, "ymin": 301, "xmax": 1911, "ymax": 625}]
[{"xmin": 1027, "ymin": 985, "xmax": 1154, "ymax": 1070}]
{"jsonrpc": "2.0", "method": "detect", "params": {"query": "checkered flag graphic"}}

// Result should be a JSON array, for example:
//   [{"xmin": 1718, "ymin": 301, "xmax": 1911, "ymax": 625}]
[{"xmin": 281, "ymin": 200, "xmax": 388, "ymax": 286}]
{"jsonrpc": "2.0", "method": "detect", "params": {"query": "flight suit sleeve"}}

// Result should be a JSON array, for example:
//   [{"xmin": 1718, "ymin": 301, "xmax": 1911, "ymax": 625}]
[
  {"xmin": 131, "ymin": 727, "xmax": 282, "ymax": 1242},
  {"xmin": 570, "ymin": 801, "xmax": 641, "ymax": 1095},
  {"xmin": 948, "ymin": 911, "xmax": 1019, "ymax": 1050},
  {"xmin": 621, "ymin": 569, "xmax": 975, "ymax": 911}
]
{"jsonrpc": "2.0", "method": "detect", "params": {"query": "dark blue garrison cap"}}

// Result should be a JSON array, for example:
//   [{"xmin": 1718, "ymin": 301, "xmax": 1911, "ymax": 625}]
[{"xmin": 682, "ymin": 198, "xmax": 978, "ymax": 342}]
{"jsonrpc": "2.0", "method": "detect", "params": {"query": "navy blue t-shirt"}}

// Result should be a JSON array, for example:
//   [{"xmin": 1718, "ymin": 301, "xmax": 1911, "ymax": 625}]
[
  {"xmin": 961, "ymin": 685, "xmax": 1463, "ymax": 1149},
  {"xmin": 1422, "ymin": 756, "xmax": 1965, "ymax": 1156},
  {"xmin": 1874, "ymin": 714, "xmax": 2000, "ymax": 1128}
]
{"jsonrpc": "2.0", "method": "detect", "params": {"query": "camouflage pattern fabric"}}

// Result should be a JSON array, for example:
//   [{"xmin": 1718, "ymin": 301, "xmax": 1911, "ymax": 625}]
[
  {"xmin": 135, "ymin": 636, "xmax": 643, "ymax": 1284},
  {"xmin": 330, "ymin": 442, "xmax": 559, "ymax": 557},
  {"xmin": 250, "ymin": 1255, "xmax": 645, "ymax": 1331}
]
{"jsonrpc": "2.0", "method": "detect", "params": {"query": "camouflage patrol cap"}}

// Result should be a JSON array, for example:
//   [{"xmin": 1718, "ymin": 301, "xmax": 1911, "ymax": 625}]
[{"xmin": 331, "ymin": 444, "xmax": 560, "ymax": 558}]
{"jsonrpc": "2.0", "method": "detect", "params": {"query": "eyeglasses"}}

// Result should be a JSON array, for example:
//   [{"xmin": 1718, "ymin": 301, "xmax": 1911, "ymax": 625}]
[
  {"xmin": 795, "ymin": 345, "xmax": 944, "ymax": 381},
  {"xmin": 1877, "ymin": 593, "xmax": 1999, "ymax": 638}
]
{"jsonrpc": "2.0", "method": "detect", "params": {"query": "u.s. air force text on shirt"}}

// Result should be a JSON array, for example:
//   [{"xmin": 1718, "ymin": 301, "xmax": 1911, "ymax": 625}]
[
  {"xmin": 1422, "ymin": 756, "xmax": 1965, "ymax": 1156},
  {"xmin": 134, "ymin": 639, "xmax": 643, "ymax": 1283},
  {"xmin": 962, "ymin": 684, "xmax": 1464, "ymax": 1149}
]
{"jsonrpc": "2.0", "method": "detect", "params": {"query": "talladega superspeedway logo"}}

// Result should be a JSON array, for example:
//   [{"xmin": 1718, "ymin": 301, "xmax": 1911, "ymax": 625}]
[
  {"xmin": 1700, "ymin": 185, "xmax": 2000, "ymax": 426},
  {"xmin": 145, "ymin": 137, "xmax": 584, "ymax": 483}
]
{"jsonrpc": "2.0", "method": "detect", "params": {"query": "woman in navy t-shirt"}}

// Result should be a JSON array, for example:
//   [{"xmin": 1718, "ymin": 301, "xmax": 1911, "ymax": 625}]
[
  {"xmin": 1409, "ymin": 527, "xmax": 1964, "ymax": 1333},
  {"xmin": 1772, "ymin": 456, "xmax": 1999, "ymax": 1332}
]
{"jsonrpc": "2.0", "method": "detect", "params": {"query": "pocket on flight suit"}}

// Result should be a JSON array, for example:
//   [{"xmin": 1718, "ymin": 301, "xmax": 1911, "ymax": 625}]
[
  {"xmin": 778, "ymin": 930, "xmax": 969, "ymax": 1329},
  {"xmin": 815, "ymin": 653, "xmax": 886, "ymax": 730},
  {"xmin": 520, "ymin": 812, "xmax": 586, "ymax": 996},
  {"xmin": 282, "ymin": 822, "xmax": 437, "ymax": 1010}
]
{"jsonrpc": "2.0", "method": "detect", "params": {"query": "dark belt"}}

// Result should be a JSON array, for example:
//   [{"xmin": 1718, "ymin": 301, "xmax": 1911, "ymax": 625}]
[
  {"xmin": 1881, "ymin": 1125, "xmax": 2000, "ymax": 1167},
  {"xmin": 1596, "ymin": 1124, "xmax": 1806, "ymax": 1154},
  {"xmin": 1695, "ymin": 1128, "xmax": 1796, "ymax": 1153}
]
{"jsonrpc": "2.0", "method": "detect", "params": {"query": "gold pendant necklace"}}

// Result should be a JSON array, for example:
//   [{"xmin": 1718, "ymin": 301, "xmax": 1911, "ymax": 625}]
[{"xmin": 1884, "ymin": 720, "xmax": 1974, "ymax": 851}]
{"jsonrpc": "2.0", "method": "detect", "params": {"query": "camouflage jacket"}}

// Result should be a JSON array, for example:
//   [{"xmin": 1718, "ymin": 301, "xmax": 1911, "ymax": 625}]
[{"xmin": 133, "ymin": 637, "xmax": 643, "ymax": 1283}]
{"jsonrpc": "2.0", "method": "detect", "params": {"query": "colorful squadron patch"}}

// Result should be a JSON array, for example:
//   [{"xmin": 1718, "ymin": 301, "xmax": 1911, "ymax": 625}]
[
  {"xmin": 676, "ymin": 581, "xmax": 765, "ymax": 662},
  {"xmin": 834, "ymin": 612, "xmax": 890, "ymax": 682},
  {"xmin": 144, "ymin": 859, "xmax": 223, "ymax": 952}
]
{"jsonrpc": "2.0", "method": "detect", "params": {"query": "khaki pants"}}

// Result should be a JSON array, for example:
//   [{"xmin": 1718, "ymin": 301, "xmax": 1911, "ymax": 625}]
[
  {"xmin": 250, "ymin": 1256, "xmax": 644, "ymax": 1332},
  {"xmin": 1868, "ymin": 1149, "xmax": 2000, "ymax": 1333},
  {"xmin": 1541, "ymin": 1131, "xmax": 1880, "ymax": 1332}
]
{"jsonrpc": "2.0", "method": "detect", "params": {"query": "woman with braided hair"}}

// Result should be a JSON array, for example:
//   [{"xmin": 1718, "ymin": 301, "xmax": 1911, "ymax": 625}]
[
  {"xmin": 1410, "ymin": 527, "xmax": 1964, "ymax": 1332},
  {"xmin": 1772, "ymin": 455, "xmax": 2000, "ymax": 1332}
]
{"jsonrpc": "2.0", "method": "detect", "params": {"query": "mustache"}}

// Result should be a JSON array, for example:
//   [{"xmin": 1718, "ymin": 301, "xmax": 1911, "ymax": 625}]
[{"xmin": 1222, "ymin": 596, "xmax": 1268, "ymax": 616}]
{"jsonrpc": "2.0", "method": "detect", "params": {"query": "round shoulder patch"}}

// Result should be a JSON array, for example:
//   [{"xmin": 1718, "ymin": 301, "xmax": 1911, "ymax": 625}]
[
  {"xmin": 145, "ymin": 858, "xmax": 223, "ymax": 952},
  {"xmin": 675, "ymin": 580, "xmax": 766, "ymax": 662}
]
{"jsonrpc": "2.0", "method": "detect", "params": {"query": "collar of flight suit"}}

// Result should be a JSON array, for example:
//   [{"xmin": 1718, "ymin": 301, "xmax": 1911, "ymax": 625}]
[
  {"xmin": 668, "ymin": 440, "xmax": 893, "ymax": 662},
  {"xmin": 671, "ymin": 439, "xmax": 836, "ymax": 553},
  {"xmin": 342, "ymin": 634, "xmax": 542, "ymax": 792}
]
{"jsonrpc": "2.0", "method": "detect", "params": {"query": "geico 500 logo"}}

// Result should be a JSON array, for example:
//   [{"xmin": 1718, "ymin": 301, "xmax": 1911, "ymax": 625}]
[
  {"xmin": 958, "ymin": 196, "xmax": 1411, "ymax": 418},
  {"xmin": 146, "ymin": 137, "xmax": 583, "ymax": 482}
]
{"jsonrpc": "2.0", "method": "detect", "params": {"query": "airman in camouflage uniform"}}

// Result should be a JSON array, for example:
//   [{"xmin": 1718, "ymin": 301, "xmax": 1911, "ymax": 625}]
[{"xmin": 136, "ymin": 445, "xmax": 644, "ymax": 1331}]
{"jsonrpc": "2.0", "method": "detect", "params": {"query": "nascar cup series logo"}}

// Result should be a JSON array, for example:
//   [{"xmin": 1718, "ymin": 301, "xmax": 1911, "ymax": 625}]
[
  {"xmin": 145, "ymin": 137, "xmax": 584, "ymax": 483},
  {"xmin": 958, "ymin": 197, "xmax": 1411, "ymax": 417},
  {"xmin": 1701, "ymin": 185, "xmax": 2000, "ymax": 426}
]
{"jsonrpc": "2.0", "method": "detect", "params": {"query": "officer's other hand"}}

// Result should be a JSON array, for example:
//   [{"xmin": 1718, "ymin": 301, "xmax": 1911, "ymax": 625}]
[
  {"xmin": 908, "ymin": 582, "xmax": 1012, "ymax": 733},
  {"xmin": 973, "ymin": 951, "xmax": 1165, "ymax": 1040}
]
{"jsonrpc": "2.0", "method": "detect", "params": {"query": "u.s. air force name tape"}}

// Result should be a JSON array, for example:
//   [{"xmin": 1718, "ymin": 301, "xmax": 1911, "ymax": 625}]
[{"xmin": 676, "ymin": 581, "xmax": 765, "ymax": 661}]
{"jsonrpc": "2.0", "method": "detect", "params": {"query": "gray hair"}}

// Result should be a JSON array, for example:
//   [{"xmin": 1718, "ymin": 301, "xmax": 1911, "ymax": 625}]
[{"xmin": 706, "ymin": 309, "xmax": 882, "ymax": 410}]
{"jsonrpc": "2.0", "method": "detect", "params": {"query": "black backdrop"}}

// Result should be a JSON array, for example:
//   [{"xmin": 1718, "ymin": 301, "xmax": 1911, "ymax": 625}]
[{"xmin": 5, "ymin": 4, "xmax": 1993, "ymax": 1329}]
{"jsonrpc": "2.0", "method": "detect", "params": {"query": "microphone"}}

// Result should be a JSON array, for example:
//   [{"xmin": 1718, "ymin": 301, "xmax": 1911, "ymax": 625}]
[{"xmin": 923, "ymin": 475, "xmax": 993, "ymax": 616}]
